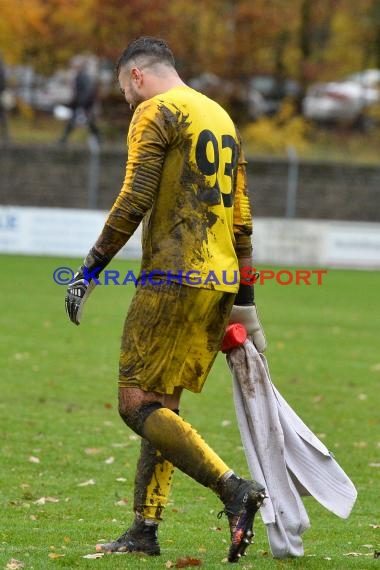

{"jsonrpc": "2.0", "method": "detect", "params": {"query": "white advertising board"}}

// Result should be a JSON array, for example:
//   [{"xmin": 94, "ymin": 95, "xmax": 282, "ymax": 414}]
[
  {"xmin": 0, "ymin": 207, "xmax": 379, "ymax": 269},
  {"xmin": 254, "ymin": 218, "xmax": 380, "ymax": 269},
  {"xmin": 0, "ymin": 206, "xmax": 142, "ymax": 259}
]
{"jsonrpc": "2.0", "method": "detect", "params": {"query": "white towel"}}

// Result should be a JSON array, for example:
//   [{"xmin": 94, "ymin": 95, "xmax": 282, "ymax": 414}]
[{"xmin": 227, "ymin": 339, "xmax": 357, "ymax": 558}]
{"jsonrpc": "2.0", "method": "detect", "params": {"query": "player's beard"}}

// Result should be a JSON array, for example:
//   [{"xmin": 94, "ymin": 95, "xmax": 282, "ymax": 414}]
[{"xmin": 128, "ymin": 83, "xmax": 145, "ymax": 111}]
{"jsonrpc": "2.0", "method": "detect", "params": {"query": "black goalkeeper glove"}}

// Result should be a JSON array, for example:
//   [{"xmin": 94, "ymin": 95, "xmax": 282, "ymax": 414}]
[{"xmin": 65, "ymin": 247, "xmax": 110, "ymax": 325}]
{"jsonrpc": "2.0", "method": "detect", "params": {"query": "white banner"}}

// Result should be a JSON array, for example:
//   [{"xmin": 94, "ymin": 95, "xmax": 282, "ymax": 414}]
[
  {"xmin": 325, "ymin": 224, "xmax": 380, "ymax": 269},
  {"xmin": 0, "ymin": 206, "xmax": 142, "ymax": 259},
  {"xmin": 254, "ymin": 218, "xmax": 380, "ymax": 269},
  {"xmin": 0, "ymin": 206, "xmax": 379, "ymax": 269}
]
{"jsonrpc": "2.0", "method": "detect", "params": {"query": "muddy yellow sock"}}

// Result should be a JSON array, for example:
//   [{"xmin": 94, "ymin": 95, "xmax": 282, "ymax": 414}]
[
  {"xmin": 142, "ymin": 407, "xmax": 230, "ymax": 489},
  {"xmin": 134, "ymin": 438, "xmax": 174, "ymax": 522}
]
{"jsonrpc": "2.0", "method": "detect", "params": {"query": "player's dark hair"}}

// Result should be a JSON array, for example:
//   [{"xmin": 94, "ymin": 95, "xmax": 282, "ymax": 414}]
[{"xmin": 116, "ymin": 36, "xmax": 175, "ymax": 75}]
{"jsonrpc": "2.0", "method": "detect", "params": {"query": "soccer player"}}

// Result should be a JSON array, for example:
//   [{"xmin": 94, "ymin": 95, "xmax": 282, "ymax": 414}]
[{"xmin": 65, "ymin": 36, "xmax": 266, "ymax": 563}]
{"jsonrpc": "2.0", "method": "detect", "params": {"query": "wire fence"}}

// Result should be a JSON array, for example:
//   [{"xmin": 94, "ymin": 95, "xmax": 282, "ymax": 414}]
[{"xmin": 1, "ymin": 142, "xmax": 380, "ymax": 221}]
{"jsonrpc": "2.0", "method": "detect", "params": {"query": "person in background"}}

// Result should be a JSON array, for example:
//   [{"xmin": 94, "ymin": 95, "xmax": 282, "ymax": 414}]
[{"xmin": 59, "ymin": 58, "xmax": 100, "ymax": 145}]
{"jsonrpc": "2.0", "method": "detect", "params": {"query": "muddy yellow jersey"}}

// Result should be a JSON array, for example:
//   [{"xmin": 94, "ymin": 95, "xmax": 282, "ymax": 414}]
[{"xmin": 103, "ymin": 85, "xmax": 252, "ymax": 292}]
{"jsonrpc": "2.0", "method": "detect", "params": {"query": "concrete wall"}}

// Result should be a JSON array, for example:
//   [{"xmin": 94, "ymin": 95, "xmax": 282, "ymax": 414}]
[{"xmin": 1, "ymin": 144, "xmax": 379, "ymax": 221}]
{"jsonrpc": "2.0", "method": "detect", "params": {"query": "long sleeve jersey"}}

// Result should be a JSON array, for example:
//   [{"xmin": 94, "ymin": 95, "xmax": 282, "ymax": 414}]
[{"xmin": 96, "ymin": 85, "xmax": 253, "ymax": 292}]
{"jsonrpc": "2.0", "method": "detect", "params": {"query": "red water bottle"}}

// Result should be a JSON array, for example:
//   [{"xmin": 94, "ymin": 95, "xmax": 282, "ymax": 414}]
[{"xmin": 221, "ymin": 323, "xmax": 247, "ymax": 353}]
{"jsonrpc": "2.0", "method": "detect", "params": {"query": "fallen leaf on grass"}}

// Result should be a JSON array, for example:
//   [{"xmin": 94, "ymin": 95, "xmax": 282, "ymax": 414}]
[
  {"xmin": 84, "ymin": 448, "xmax": 102, "ymax": 455},
  {"xmin": 9, "ymin": 499, "xmax": 28, "ymax": 507},
  {"xmin": 116, "ymin": 477, "xmax": 127, "ymax": 482},
  {"xmin": 83, "ymin": 553, "xmax": 105, "ymax": 559},
  {"xmin": 28, "ymin": 456, "xmax": 40, "ymax": 463},
  {"xmin": 34, "ymin": 496, "xmax": 59, "ymax": 505},
  {"xmin": 166, "ymin": 560, "xmax": 203, "ymax": 569},
  {"xmin": 77, "ymin": 479, "xmax": 96, "ymax": 487},
  {"xmin": 175, "ymin": 557, "xmax": 202, "ymax": 567},
  {"xmin": 48, "ymin": 552, "xmax": 65, "ymax": 559},
  {"xmin": 369, "ymin": 524, "xmax": 380, "ymax": 528},
  {"xmin": 312, "ymin": 394, "xmax": 324, "ymax": 403},
  {"xmin": 14, "ymin": 352, "xmax": 29, "ymax": 361},
  {"xmin": 6, "ymin": 559, "xmax": 25, "ymax": 570},
  {"xmin": 369, "ymin": 462, "xmax": 380, "ymax": 467},
  {"xmin": 105, "ymin": 456, "xmax": 114, "ymax": 464},
  {"xmin": 114, "ymin": 498, "xmax": 129, "ymax": 506},
  {"xmin": 343, "ymin": 552, "xmax": 373, "ymax": 557}
]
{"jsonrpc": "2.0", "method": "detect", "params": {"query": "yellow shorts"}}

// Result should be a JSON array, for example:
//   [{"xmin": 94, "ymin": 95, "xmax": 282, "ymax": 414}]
[{"xmin": 119, "ymin": 282, "xmax": 235, "ymax": 394}]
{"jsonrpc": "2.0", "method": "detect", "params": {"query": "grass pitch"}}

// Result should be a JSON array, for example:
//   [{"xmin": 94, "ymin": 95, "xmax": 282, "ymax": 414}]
[{"xmin": 0, "ymin": 255, "xmax": 379, "ymax": 569}]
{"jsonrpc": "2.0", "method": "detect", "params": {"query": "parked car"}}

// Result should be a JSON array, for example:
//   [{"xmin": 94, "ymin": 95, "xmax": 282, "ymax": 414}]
[
  {"xmin": 10, "ymin": 65, "xmax": 74, "ymax": 113},
  {"xmin": 189, "ymin": 72, "xmax": 301, "ymax": 121},
  {"xmin": 189, "ymin": 72, "xmax": 267, "ymax": 121},
  {"xmin": 248, "ymin": 74, "xmax": 300, "ymax": 116},
  {"xmin": 17, "ymin": 71, "xmax": 73, "ymax": 112},
  {"xmin": 302, "ymin": 69, "xmax": 380, "ymax": 127},
  {"xmin": 345, "ymin": 69, "xmax": 380, "ymax": 88},
  {"xmin": 12, "ymin": 55, "xmax": 113, "ymax": 114}
]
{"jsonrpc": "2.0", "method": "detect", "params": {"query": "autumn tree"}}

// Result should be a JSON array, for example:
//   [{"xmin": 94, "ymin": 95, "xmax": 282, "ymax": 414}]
[
  {"xmin": 0, "ymin": 0, "xmax": 97, "ymax": 72},
  {"xmin": 0, "ymin": 0, "xmax": 379, "ymax": 90}
]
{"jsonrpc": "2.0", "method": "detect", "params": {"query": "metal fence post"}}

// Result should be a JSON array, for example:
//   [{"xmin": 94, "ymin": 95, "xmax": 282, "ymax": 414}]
[
  {"xmin": 285, "ymin": 145, "xmax": 299, "ymax": 218},
  {"xmin": 87, "ymin": 135, "xmax": 100, "ymax": 209}
]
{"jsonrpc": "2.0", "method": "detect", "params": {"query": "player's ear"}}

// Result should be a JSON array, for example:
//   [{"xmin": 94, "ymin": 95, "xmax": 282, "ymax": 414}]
[
  {"xmin": 131, "ymin": 67, "xmax": 142, "ymax": 82},
  {"xmin": 134, "ymin": 67, "xmax": 146, "ymax": 89}
]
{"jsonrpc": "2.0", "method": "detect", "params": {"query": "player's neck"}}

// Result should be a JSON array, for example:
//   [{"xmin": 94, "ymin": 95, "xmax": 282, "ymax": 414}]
[{"xmin": 146, "ymin": 73, "xmax": 187, "ymax": 99}]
